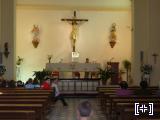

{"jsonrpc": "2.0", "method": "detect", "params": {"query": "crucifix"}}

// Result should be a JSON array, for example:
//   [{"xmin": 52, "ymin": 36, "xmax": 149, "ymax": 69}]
[
  {"xmin": 61, "ymin": 11, "xmax": 88, "ymax": 52},
  {"xmin": 152, "ymin": 53, "xmax": 159, "ymax": 64}
]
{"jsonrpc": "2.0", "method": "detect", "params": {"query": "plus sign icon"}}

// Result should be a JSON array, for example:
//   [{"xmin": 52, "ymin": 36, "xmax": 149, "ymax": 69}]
[{"xmin": 135, "ymin": 103, "xmax": 154, "ymax": 116}]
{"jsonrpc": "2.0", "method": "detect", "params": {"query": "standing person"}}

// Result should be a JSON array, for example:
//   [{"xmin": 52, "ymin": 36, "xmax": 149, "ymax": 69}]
[
  {"xmin": 77, "ymin": 101, "xmax": 93, "ymax": 120},
  {"xmin": 134, "ymin": 80, "xmax": 152, "ymax": 96},
  {"xmin": 51, "ymin": 78, "xmax": 68, "ymax": 106},
  {"xmin": 33, "ymin": 78, "xmax": 40, "ymax": 88},
  {"xmin": 8, "ymin": 80, "xmax": 16, "ymax": 88},
  {"xmin": 25, "ymin": 78, "xmax": 34, "ymax": 89}
]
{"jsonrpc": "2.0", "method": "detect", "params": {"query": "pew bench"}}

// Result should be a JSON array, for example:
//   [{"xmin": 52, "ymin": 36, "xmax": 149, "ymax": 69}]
[
  {"xmin": 0, "ymin": 104, "xmax": 44, "ymax": 120},
  {"xmin": 116, "ymin": 103, "xmax": 160, "ymax": 120},
  {"xmin": 0, "ymin": 110, "xmax": 36, "ymax": 120}
]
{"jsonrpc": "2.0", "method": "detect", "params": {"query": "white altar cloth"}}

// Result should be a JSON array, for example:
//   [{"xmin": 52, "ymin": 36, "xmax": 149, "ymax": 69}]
[{"xmin": 45, "ymin": 63, "xmax": 100, "ymax": 72}]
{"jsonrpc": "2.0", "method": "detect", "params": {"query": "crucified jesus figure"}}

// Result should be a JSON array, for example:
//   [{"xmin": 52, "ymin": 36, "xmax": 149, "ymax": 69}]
[
  {"xmin": 70, "ymin": 22, "xmax": 78, "ymax": 51},
  {"xmin": 61, "ymin": 11, "xmax": 88, "ymax": 52}
]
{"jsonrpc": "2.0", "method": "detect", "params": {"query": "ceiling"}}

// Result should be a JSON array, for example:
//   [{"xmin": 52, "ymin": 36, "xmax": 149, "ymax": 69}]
[{"xmin": 17, "ymin": 0, "xmax": 131, "ymax": 10}]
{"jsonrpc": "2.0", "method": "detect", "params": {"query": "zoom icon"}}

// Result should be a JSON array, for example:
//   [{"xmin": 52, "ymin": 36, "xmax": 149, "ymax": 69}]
[{"xmin": 135, "ymin": 103, "xmax": 153, "ymax": 116}]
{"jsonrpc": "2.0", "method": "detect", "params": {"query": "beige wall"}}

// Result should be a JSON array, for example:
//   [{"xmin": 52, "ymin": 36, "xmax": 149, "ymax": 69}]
[{"xmin": 16, "ymin": 9, "xmax": 131, "ymax": 81}]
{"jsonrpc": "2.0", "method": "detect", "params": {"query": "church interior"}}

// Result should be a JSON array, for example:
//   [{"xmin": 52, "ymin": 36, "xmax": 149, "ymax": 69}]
[{"xmin": 0, "ymin": 0, "xmax": 160, "ymax": 119}]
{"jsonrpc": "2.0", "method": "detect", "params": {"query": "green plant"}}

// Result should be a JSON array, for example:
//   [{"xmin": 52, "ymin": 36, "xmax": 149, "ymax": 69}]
[
  {"xmin": 16, "ymin": 56, "xmax": 23, "ymax": 65},
  {"xmin": 33, "ymin": 69, "xmax": 51, "ymax": 84},
  {"xmin": 141, "ymin": 64, "xmax": 152, "ymax": 74},
  {"xmin": 122, "ymin": 60, "xmax": 131, "ymax": 81},
  {"xmin": 98, "ymin": 66, "xmax": 113, "ymax": 85},
  {"xmin": 0, "ymin": 65, "xmax": 6, "ymax": 76}
]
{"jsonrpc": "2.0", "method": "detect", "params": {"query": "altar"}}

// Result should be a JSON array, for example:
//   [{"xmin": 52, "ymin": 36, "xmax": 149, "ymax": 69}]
[
  {"xmin": 46, "ymin": 63, "xmax": 101, "ymax": 92},
  {"xmin": 45, "ymin": 62, "xmax": 100, "ymax": 79},
  {"xmin": 45, "ymin": 63, "xmax": 100, "ymax": 72}
]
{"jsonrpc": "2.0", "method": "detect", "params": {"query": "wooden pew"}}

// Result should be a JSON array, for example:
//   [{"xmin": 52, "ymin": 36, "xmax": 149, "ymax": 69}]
[
  {"xmin": 0, "ymin": 99, "xmax": 49, "ymax": 112},
  {"xmin": 116, "ymin": 103, "xmax": 160, "ymax": 120},
  {"xmin": 122, "ymin": 108, "xmax": 160, "ymax": 120},
  {"xmin": 97, "ymin": 86, "xmax": 158, "ymax": 94},
  {"xmin": 0, "ymin": 92, "xmax": 51, "ymax": 96},
  {"xmin": 0, "ymin": 104, "xmax": 44, "ymax": 120},
  {"xmin": 0, "ymin": 87, "xmax": 54, "ymax": 120},
  {"xmin": 105, "ymin": 94, "xmax": 160, "ymax": 119},
  {"xmin": 0, "ymin": 89, "xmax": 53, "ymax": 93},
  {"xmin": 0, "ymin": 99, "xmax": 47, "ymax": 104},
  {"xmin": 98, "ymin": 87, "xmax": 159, "ymax": 119},
  {"xmin": 0, "ymin": 110, "xmax": 36, "ymax": 120},
  {"xmin": 97, "ymin": 86, "xmax": 158, "ymax": 110},
  {"xmin": 108, "ymin": 95, "xmax": 159, "ymax": 112},
  {"xmin": 0, "ymin": 95, "xmax": 49, "ymax": 99}
]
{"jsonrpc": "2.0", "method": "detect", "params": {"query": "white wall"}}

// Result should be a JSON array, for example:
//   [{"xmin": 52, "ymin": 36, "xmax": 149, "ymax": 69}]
[
  {"xmin": 0, "ymin": 0, "xmax": 16, "ymax": 80},
  {"xmin": 132, "ymin": 0, "xmax": 150, "ymax": 85},
  {"xmin": 149, "ymin": 0, "xmax": 160, "ymax": 86},
  {"xmin": 132, "ymin": 0, "xmax": 160, "ymax": 86},
  {"xmin": 16, "ymin": 9, "xmax": 131, "ymax": 81}
]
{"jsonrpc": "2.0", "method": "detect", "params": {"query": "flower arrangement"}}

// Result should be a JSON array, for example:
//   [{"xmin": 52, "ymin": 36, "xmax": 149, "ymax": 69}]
[
  {"xmin": 16, "ymin": 56, "xmax": 23, "ymax": 65},
  {"xmin": 0, "ymin": 65, "xmax": 6, "ymax": 76},
  {"xmin": 47, "ymin": 55, "xmax": 52, "ymax": 63},
  {"xmin": 98, "ymin": 64, "xmax": 114, "ymax": 85},
  {"xmin": 141, "ymin": 64, "xmax": 152, "ymax": 74}
]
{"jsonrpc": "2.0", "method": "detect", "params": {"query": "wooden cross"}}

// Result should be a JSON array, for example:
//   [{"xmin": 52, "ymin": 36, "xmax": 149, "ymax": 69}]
[
  {"xmin": 152, "ymin": 53, "xmax": 159, "ymax": 64},
  {"xmin": 61, "ymin": 11, "xmax": 88, "ymax": 52}
]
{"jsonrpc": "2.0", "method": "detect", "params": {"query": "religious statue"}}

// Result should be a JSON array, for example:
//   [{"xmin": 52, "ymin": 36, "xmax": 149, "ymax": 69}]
[
  {"xmin": 70, "ymin": 23, "xmax": 78, "ymax": 51},
  {"xmin": 61, "ymin": 11, "xmax": 88, "ymax": 52},
  {"xmin": 109, "ymin": 23, "xmax": 117, "ymax": 48},
  {"xmin": 31, "ymin": 25, "xmax": 40, "ymax": 48}
]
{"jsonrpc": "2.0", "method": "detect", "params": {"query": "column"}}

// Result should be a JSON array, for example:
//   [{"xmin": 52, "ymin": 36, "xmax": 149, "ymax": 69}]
[{"xmin": 0, "ymin": 0, "xmax": 16, "ymax": 80}]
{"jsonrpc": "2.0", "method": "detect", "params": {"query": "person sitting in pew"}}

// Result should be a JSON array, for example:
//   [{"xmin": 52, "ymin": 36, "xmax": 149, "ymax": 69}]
[
  {"xmin": 51, "ymin": 78, "xmax": 68, "ymax": 106},
  {"xmin": 1, "ymin": 79, "xmax": 7, "ymax": 88},
  {"xmin": 8, "ymin": 80, "xmax": 16, "ymax": 88},
  {"xmin": 25, "ymin": 78, "xmax": 34, "ymax": 89},
  {"xmin": 33, "ymin": 78, "xmax": 40, "ymax": 88},
  {"xmin": 0, "ymin": 77, "xmax": 4, "ymax": 88},
  {"xmin": 16, "ymin": 80, "xmax": 24, "ymax": 87},
  {"xmin": 116, "ymin": 81, "xmax": 132, "ymax": 96},
  {"xmin": 41, "ymin": 77, "xmax": 51, "ymax": 90},
  {"xmin": 134, "ymin": 80, "xmax": 152, "ymax": 96}
]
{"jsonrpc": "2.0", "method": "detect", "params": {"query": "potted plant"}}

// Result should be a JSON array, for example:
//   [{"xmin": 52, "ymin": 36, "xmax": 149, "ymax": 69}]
[
  {"xmin": 0, "ymin": 64, "xmax": 6, "ymax": 77},
  {"xmin": 98, "ymin": 65, "xmax": 113, "ymax": 85},
  {"xmin": 122, "ymin": 60, "xmax": 131, "ymax": 82},
  {"xmin": 33, "ymin": 69, "xmax": 51, "ymax": 84},
  {"xmin": 140, "ymin": 64, "xmax": 152, "ymax": 84},
  {"xmin": 16, "ymin": 56, "xmax": 23, "ymax": 66}
]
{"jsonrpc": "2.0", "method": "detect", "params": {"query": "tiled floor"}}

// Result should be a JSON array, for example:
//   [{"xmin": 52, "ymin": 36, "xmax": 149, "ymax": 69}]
[{"xmin": 47, "ymin": 98, "xmax": 106, "ymax": 120}]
